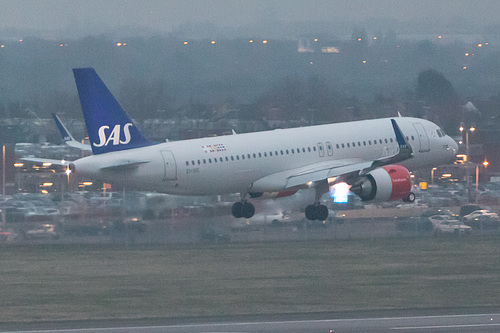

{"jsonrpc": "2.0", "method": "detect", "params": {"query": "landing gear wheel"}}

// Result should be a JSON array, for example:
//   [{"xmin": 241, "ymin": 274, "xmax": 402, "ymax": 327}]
[
  {"xmin": 305, "ymin": 205, "xmax": 316, "ymax": 221},
  {"xmin": 232, "ymin": 202, "xmax": 243, "ymax": 218},
  {"xmin": 305, "ymin": 204, "xmax": 329, "ymax": 221},
  {"xmin": 403, "ymin": 192, "xmax": 416, "ymax": 203},
  {"xmin": 232, "ymin": 201, "xmax": 255, "ymax": 218},
  {"xmin": 242, "ymin": 202, "xmax": 255, "ymax": 219},
  {"xmin": 316, "ymin": 205, "xmax": 329, "ymax": 221}
]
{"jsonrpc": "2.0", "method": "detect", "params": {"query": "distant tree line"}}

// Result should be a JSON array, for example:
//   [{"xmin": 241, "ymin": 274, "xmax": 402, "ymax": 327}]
[{"xmin": 0, "ymin": 34, "xmax": 499, "ymax": 135}]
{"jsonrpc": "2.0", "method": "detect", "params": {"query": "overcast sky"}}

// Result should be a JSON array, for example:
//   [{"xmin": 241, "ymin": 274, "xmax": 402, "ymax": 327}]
[{"xmin": 1, "ymin": 0, "xmax": 499, "ymax": 36}]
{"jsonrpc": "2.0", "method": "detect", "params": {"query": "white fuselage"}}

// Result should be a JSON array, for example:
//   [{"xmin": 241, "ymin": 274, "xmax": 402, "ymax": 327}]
[{"xmin": 72, "ymin": 117, "xmax": 457, "ymax": 195}]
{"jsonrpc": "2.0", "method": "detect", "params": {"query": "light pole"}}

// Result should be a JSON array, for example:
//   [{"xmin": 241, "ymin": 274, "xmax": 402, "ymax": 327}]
[
  {"xmin": 459, "ymin": 123, "xmax": 475, "ymax": 202},
  {"xmin": 476, "ymin": 158, "xmax": 489, "ymax": 200}
]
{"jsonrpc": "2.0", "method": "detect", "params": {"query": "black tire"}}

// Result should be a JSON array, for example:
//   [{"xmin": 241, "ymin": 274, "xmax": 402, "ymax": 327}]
[
  {"xmin": 305, "ymin": 205, "xmax": 316, "ymax": 221},
  {"xmin": 232, "ymin": 202, "xmax": 244, "ymax": 218},
  {"xmin": 242, "ymin": 202, "xmax": 255, "ymax": 219},
  {"xmin": 316, "ymin": 205, "xmax": 329, "ymax": 221}
]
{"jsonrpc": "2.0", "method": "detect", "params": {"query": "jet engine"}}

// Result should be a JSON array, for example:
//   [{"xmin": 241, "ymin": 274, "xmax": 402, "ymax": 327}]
[{"xmin": 350, "ymin": 165, "xmax": 413, "ymax": 202}]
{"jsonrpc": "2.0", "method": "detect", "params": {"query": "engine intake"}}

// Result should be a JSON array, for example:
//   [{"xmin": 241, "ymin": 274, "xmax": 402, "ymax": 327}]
[{"xmin": 350, "ymin": 165, "xmax": 411, "ymax": 202}]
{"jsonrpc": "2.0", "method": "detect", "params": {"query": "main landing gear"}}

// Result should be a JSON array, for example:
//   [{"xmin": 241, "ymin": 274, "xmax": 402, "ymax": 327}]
[
  {"xmin": 232, "ymin": 201, "xmax": 255, "ymax": 218},
  {"xmin": 305, "ymin": 181, "xmax": 329, "ymax": 221},
  {"xmin": 305, "ymin": 204, "xmax": 329, "ymax": 221}
]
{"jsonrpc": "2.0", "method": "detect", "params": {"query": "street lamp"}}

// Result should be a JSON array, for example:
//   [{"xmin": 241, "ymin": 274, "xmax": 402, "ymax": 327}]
[
  {"xmin": 459, "ymin": 123, "xmax": 476, "ymax": 202},
  {"xmin": 476, "ymin": 157, "xmax": 489, "ymax": 201}
]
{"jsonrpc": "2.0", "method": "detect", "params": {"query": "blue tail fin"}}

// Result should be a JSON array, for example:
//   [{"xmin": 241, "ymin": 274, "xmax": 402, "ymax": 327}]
[
  {"xmin": 52, "ymin": 113, "xmax": 76, "ymax": 143},
  {"xmin": 72, "ymin": 68, "xmax": 155, "ymax": 155}
]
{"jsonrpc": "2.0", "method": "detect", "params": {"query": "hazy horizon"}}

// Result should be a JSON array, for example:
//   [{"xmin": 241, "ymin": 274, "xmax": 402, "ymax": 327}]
[{"xmin": 1, "ymin": 0, "xmax": 500, "ymax": 39}]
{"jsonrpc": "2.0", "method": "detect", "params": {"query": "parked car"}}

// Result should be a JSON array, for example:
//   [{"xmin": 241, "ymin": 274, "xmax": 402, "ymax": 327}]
[
  {"xmin": 25, "ymin": 224, "xmax": 59, "ymax": 239},
  {"xmin": 459, "ymin": 204, "xmax": 482, "ymax": 218},
  {"xmin": 421, "ymin": 208, "xmax": 456, "ymax": 218},
  {"xmin": 462, "ymin": 210, "xmax": 499, "ymax": 223},
  {"xmin": 430, "ymin": 215, "xmax": 472, "ymax": 236},
  {"xmin": 462, "ymin": 210, "xmax": 500, "ymax": 229}
]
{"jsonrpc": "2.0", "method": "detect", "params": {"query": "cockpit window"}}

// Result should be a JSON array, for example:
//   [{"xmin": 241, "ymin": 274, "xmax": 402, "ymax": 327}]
[{"xmin": 436, "ymin": 129, "xmax": 446, "ymax": 137}]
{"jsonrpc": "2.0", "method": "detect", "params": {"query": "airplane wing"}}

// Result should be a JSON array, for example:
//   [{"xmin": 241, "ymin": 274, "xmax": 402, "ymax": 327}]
[
  {"xmin": 250, "ymin": 119, "xmax": 413, "ymax": 192},
  {"xmin": 21, "ymin": 157, "xmax": 71, "ymax": 166},
  {"xmin": 99, "ymin": 159, "xmax": 151, "ymax": 172}
]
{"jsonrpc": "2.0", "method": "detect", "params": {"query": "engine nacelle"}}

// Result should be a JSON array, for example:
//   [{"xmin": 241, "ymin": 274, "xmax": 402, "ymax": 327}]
[{"xmin": 350, "ymin": 165, "xmax": 411, "ymax": 202}]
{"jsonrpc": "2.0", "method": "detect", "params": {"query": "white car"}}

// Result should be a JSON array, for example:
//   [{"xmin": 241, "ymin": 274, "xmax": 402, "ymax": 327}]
[
  {"xmin": 462, "ymin": 210, "xmax": 499, "ymax": 223},
  {"xmin": 430, "ymin": 215, "xmax": 471, "ymax": 235}
]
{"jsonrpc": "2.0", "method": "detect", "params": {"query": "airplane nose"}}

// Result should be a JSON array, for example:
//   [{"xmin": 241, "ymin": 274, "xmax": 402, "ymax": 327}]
[
  {"xmin": 448, "ymin": 137, "xmax": 458, "ymax": 159},
  {"xmin": 450, "ymin": 137, "xmax": 458, "ymax": 153}
]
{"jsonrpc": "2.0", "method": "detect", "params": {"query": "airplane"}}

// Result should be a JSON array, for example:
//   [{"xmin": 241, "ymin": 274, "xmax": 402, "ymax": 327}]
[
  {"xmin": 52, "ymin": 113, "xmax": 92, "ymax": 152},
  {"xmin": 67, "ymin": 68, "xmax": 458, "ymax": 220}
]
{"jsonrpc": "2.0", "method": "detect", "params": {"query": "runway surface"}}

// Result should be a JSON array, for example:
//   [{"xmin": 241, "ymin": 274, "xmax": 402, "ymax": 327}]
[{"xmin": 3, "ymin": 312, "xmax": 500, "ymax": 333}]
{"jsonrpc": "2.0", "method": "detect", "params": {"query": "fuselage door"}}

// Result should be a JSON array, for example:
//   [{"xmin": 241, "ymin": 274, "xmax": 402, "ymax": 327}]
[
  {"xmin": 160, "ymin": 150, "xmax": 177, "ymax": 180},
  {"xmin": 412, "ymin": 123, "xmax": 430, "ymax": 152},
  {"xmin": 317, "ymin": 143, "xmax": 325, "ymax": 157}
]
